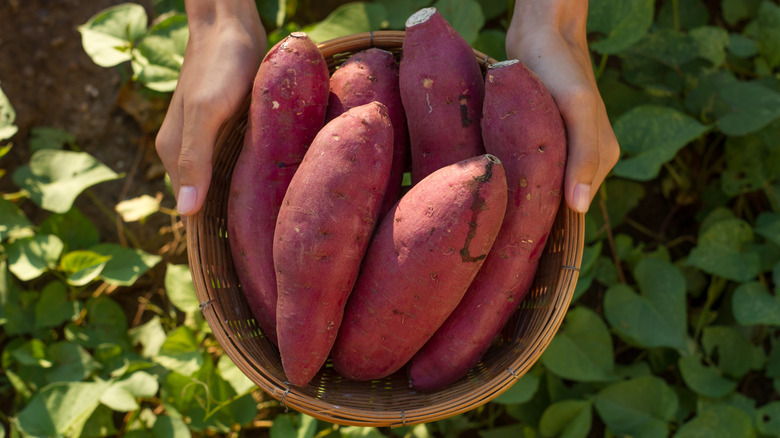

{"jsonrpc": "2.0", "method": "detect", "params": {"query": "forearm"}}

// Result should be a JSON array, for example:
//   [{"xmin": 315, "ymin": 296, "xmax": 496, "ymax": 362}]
[
  {"xmin": 507, "ymin": 0, "xmax": 589, "ymax": 58},
  {"xmin": 185, "ymin": 0, "xmax": 265, "ymax": 44}
]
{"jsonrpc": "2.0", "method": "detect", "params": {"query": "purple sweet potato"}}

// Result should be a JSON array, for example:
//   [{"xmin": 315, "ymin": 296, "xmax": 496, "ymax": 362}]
[
  {"xmin": 273, "ymin": 101, "xmax": 394, "ymax": 387},
  {"xmin": 331, "ymin": 154, "xmax": 508, "ymax": 382},
  {"xmin": 326, "ymin": 48, "xmax": 408, "ymax": 217},
  {"xmin": 408, "ymin": 59, "xmax": 566, "ymax": 391},
  {"xmin": 400, "ymin": 7, "xmax": 486, "ymax": 184},
  {"xmin": 227, "ymin": 32, "xmax": 329, "ymax": 346}
]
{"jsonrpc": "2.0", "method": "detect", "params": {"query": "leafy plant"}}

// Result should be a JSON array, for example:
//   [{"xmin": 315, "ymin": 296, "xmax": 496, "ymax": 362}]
[{"xmin": 3, "ymin": 0, "xmax": 778, "ymax": 437}]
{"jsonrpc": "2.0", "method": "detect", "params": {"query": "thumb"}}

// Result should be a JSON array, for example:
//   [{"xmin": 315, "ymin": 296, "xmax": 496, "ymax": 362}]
[
  {"xmin": 176, "ymin": 113, "xmax": 217, "ymax": 216},
  {"xmin": 557, "ymin": 89, "xmax": 601, "ymax": 214}
]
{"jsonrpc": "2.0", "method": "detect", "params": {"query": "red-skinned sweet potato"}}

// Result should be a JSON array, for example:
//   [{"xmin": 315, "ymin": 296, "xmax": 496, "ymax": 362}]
[
  {"xmin": 326, "ymin": 48, "xmax": 408, "ymax": 217},
  {"xmin": 274, "ymin": 102, "xmax": 394, "ymax": 387},
  {"xmin": 227, "ymin": 32, "xmax": 329, "ymax": 346},
  {"xmin": 331, "ymin": 154, "xmax": 508, "ymax": 381},
  {"xmin": 408, "ymin": 59, "xmax": 566, "ymax": 391},
  {"xmin": 400, "ymin": 7, "xmax": 486, "ymax": 184}
]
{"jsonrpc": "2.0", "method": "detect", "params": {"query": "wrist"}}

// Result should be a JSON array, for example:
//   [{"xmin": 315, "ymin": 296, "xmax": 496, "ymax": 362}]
[
  {"xmin": 507, "ymin": 0, "xmax": 588, "ymax": 55},
  {"xmin": 185, "ymin": 0, "xmax": 263, "ymax": 33}
]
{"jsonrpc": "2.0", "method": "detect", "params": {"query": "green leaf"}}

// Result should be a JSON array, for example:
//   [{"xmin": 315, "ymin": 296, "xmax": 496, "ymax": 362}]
[
  {"xmin": 729, "ymin": 33, "xmax": 760, "ymax": 58},
  {"xmin": 0, "ymin": 83, "xmax": 18, "ymax": 141},
  {"xmin": 757, "ymin": 402, "xmax": 780, "ymax": 436},
  {"xmin": 217, "ymin": 355, "xmax": 256, "ymax": 395},
  {"xmin": 13, "ymin": 149, "xmax": 121, "ymax": 214},
  {"xmin": 46, "ymin": 342, "xmax": 102, "ymax": 383},
  {"xmin": 687, "ymin": 217, "xmax": 761, "ymax": 282},
  {"xmin": 492, "ymin": 370, "xmax": 540, "ymax": 405},
  {"xmin": 116, "ymin": 194, "xmax": 161, "ymax": 222},
  {"xmin": 721, "ymin": 0, "xmax": 762, "ymax": 26},
  {"xmin": 6, "ymin": 234, "xmax": 64, "ymax": 281},
  {"xmin": 11, "ymin": 338, "xmax": 52, "ymax": 368},
  {"xmin": 690, "ymin": 26, "xmax": 730, "ymax": 67},
  {"xmin": 613, "ymin": 105, "xmax": 709, "ymax": 181},
  {"xmin": 629, "ymin": 29, "xmax": 699, "ymax": 67},
  {"xmin": 60, "ymin": 250, "xmax": 111, "ymax": 286},
  {"xmin": 129, "ymin": 316, "xmax": 168, "ymax": 358},
  {"xmin": 722, "ymin": 134, "xmax": 780, "ymax": 196},
  {"xmin": 154, "ymin": 326, "xmax": 203, "ymax": 375},
  {"xmin": 756, "ymin": 212, "xmax": 780, "ymax": 247},
  {"xmin": 657, "ymin": 0, "xmax": 709, "ymax": 30},
  {"xmin": 78, "ymin": 3, "xmax": 148, "ymax": 67},
  {"xmin": 757, "ymin": 1, "xmax": 780, "ymax": 69},
  {"xmin": 39, "ymin": 207, "xmax": 100, "ymax": 251},
  {"xmin": 303, "ymin": 3, "xmax": 388, "ymax": 44},
  {"xmin": 29, "ymin": 127, "xmax": 76, "ymax": 152},
  {"xmin": 165, "ymin": 263, "xmax": 199, "ymax": 314},
  {"xmin": 15, "ymin": 381, "xmax": 110, "ymax": 438},
  {"xmin": 91, "ymin": 243, "xmax": 162, "ymax": 286},
  {"xmin": 65, "ymin": 296, "xmax": 130, "ymax": 350},
  {"xmin": 476, "ymin": 0, "xmax": 507, "ymax": 20},
  {"xmin": 678, "ymin": 354, "xmax": 737, "ymax": 398},
  {"xmin": 0, "ymin": 197, "xmax": 33, "ymax": 242},
  {"xmin": 541, "ymin": 307, "xmax": 615, "ymax": 382},
  {"xmin": 478, "ymin": 424, "xmax": 530, "ymax": 438},
  {"xmin": 587, "ymin": 0, "xmax": 654, "ymax": 54},
  {"xmin": 152, "ymin": 414, "xmax": 190, "ymax": 438},
  {"xmin": 132, "ymin": 13, "xmax": 188, "ymax": 92},
  {"xmin": 34, "ymin": 281, "xmax": 79, "ymax": 329},
  {"xmin": 594, "ymin": 376, "xmax": 678, "ymax": 438},
  {"xmin": 100, "ymin": 371, "xmax": 159, "ymax": 411},
  {"xmin": 81, "ymin": 405, "xmax": 119, "ymax": 438},
  {"xmin": 472, "ymin": 29, "xmax": 507, "ymax": 61},
  {"xmin": 716, "ymin": 81, "xmax": 780, "ymax": 136},
  {"xmin": 732, "ymin": 281, "xmax": 780, "ymax": 326},
  {"xmin": 702, "ymin": 326, "xmax": 765, "ymax": 378},
  {"xmin": 539, "ymin": 400, "xmax": 593, "ymax": 438},
  {"xmin": 672, "ymin": 405, "xmax": 755, "ymax": 438},
  {"xmin": 433, "ymin": 0, "xmax": 485, "ymax": 44},
  {"xmin": 604, "ymin": 258, "xmax": 687, "ymax": 350}
]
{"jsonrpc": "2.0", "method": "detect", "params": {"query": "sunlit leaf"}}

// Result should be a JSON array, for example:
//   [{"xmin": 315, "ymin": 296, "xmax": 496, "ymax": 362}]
[
  {"xmin": 164, "ymin": 263, "xmax": 199, "ymax": 314},
  {"xmin": 116, "ymin": 194, "xmax": 161, "ymax": 222},
  {"xmin": 132, "ymin": 13, "xmax": 188, "ymax": 92},
  {"xmin": 15, "ymin": 381, "xmax": 110, "ymax": 438},
  {"xmin": 6, "ymin": 234, "xmax": 64, "ymax": 281},
  {"xmin": 152, "ymin": 414, "xmax": 190, "ymax": 438},
  {"xmin": 217, "ymin": 355, "xmax": 256, "ymax": 395},
  {"xmin": 60, "ymin": 250, "xmax": 111, "ymax": 286},
  {"xmin": 129, "ymin": 316, "xmax": 168, "ymax": 358},
  {"xmin": 0, "ymin": 83, "xmax": 18, "ymax": 141},
  {"xmin": 100, "ymin": 371, "xmax": 159, "ymax": 412},
  {"xmin": 303, "ymin": 3, "xmax": 388, "ymax": 44},
  {"xmin": 595, "ymin": 376, "xmax": 678, "ymax": 438},
  {"xmin": 90, "ymin": 243, "xmax": 161, "ymax": 286},
  {"xmin": 13, "ymin": 149, "xmax": 121, "ymax": 214},
  {"xmin": 154, "ymin": 326, "xmax": 203, "ymax": 375},
  {"xmin": 0, "ymin": 197, "xmax": 33, "ymax": 242},
  {"xmin": 613, "ymin": 105, "xmax": 709, "ymax": 181},
  {"xmin": 78, "ymin": 3, "xmax": 148, "ymax": 67}
]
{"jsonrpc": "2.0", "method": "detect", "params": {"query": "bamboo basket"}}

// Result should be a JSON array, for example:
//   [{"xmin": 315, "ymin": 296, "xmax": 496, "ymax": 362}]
[{"xmin": 187, "ymin": 30, "xmax": 584, "ymax": 428}]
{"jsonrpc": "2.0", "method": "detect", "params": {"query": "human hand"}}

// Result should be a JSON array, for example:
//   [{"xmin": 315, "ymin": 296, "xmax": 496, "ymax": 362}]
[
  {"xmin": 156, "ymin": 0, "xmax": 267, "ymax": 216},
  {"xmin": 506, "ymin": 0, "xmax": 619, "ymax": 213}
]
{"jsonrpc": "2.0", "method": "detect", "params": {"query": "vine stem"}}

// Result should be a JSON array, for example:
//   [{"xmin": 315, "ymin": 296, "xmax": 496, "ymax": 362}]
[
  {"xmin": 595, "ymin": 53, "xmax": 609, "ymax": 81},
  {"xmin": 693, "ymin": 275, "xmax": 727, "ymax": 340},
  {"xmin": 598, "ymin": 187, "xmax": 627, "ymax": 284}
]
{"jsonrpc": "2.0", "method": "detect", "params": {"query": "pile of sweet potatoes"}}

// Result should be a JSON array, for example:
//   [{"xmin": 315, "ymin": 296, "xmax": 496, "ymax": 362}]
[{"xmin": 227, "ymin": 8, "xmax": 566, "ymax": 391}]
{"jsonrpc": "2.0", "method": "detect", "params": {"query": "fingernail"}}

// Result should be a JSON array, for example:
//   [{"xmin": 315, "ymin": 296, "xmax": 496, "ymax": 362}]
[
  {"xmin": 177, "ymin": 186, "xmax": 197, "ymax": 215},
  {"xmin": 573, "ymin": 183, "xmax": 591, "ymax": 213}
]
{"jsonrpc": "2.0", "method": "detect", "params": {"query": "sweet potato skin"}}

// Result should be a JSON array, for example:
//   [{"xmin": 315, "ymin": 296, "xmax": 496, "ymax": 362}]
[
  {"xmin": 408, "ymin": 59, "xmax": 566, "ymax": 391},
  {"xmin": 331, "ymin": 154, "xmax": 508, "ymax": 381},
  {"xmin": 326, "ymin": 48, "xmax": 408, "ymax": 217},
  {"xmin": 400, "ymin": 8, "xmax": 486, "ymax": 184},
  {"xmin": 274, "ymin": 102, "xmax": 394, "ymax": 387},
  {"xmin": 227, "ymin": 32, "xmax": 329, "ymax": 346}
]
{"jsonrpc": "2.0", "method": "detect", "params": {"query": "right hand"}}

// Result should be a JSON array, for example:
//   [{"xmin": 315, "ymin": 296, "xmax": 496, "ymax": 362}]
[{"xmin": 155, "ymin": 0, "xmax": 267, "ymax": 217}]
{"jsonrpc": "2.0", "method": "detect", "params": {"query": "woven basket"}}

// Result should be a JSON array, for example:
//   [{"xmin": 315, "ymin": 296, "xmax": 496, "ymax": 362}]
[{"xmin": 187, "ymin": 30, "xmax": 584, "ymax": 428}]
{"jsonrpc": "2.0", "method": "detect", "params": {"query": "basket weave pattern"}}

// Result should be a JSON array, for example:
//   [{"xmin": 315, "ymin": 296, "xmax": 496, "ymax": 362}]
[{"xmin": 187, "ymin": 30, "xmax": 584, "ymax": 427}]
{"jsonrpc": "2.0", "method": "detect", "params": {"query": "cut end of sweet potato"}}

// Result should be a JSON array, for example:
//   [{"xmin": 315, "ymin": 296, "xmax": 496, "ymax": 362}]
[
  {"xmin": 484, "ymin": 154, "xmax": 501, "ymax": 165},
  {"xmin": 406, "ymin": 7, "xmax": 436, "ymax": 27},
  {"xmin": 489, "ymin": 59, "xmax": 520, "ymax": 69},
  {"xmin": 289, "ymin": 31, "xmax": 308, "ymax": 38}
]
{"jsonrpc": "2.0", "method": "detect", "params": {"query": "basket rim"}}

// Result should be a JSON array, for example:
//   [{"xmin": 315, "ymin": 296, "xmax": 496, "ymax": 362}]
[{"xmin": 186, "ymin": 30, "xmax": 584, "ymax": 428}]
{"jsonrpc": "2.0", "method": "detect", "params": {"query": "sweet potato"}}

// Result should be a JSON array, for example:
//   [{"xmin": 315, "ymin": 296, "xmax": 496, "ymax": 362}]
[
  {"xmin": 274, "ymin": 102, "xmax": 394, "ymax": 387},
  {"xmin": 331, "ymin": 154, "xmax": 508, "ymax": 381},
  {"xmin": 326, "ymin": 48, "xmax": 408, "ymax": 217},
  {"xmin": 408, "ymin": 59, "xmax": 566, "ymax": 391},
  {"xmin": 227, "ymin": 32, "xmax": 329, "ymax": 346},
  {"xmin": 400, "ymin": 7, "xmax": 486, "ymax": 184}
]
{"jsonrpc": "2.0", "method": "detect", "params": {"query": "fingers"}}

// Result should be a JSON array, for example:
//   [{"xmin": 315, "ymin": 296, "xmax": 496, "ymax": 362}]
[
  {"xmin": 176, "ymin": 93, "xmax": 220, "ymax": 215},
  {"xmin": 156, "ymin": 89, "xmax": 184, "ymax": 201}
]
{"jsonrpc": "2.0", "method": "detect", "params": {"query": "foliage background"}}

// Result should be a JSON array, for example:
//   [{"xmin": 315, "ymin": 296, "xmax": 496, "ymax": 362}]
[{"xmin": 1, "ymin": 0, "xmax": 779, "ymax": 437}]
